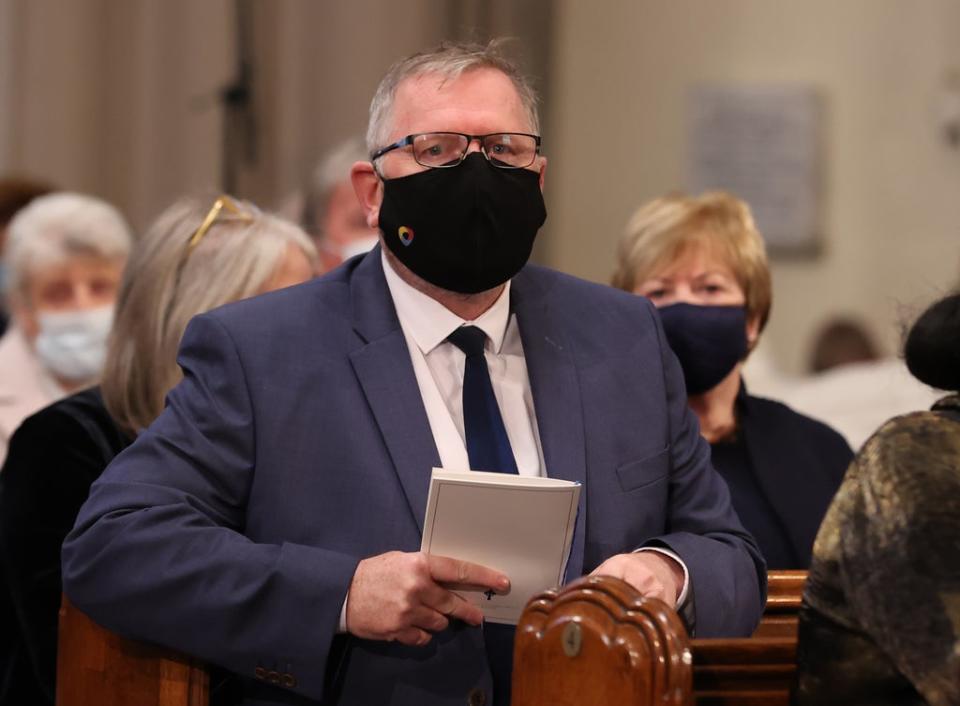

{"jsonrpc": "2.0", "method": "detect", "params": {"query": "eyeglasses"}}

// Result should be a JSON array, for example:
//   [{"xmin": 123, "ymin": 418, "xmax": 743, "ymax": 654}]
[
  {"xmin": 187, "ymin": 195, "xmax": 254, "ymax": 253},
  {"xmin": 370, "ymin": 132, "xmax": 541, "ymax": 170}
]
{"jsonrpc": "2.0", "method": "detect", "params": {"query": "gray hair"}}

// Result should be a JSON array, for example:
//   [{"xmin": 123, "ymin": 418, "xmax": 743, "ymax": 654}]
[
  {"xmin": 366, "ymin": 39, "xmax": 540, "ymax": 155},
  {"xmin": 4, "ymin": 192, "xmax": 132, "ymax": 299},
  {"xmin": 302, "ymin": 136, "xmax": 368, "ymax": 237},
  {"xmin": 101, "ymin": 196, "xmax": 317, "ymax": 434}
]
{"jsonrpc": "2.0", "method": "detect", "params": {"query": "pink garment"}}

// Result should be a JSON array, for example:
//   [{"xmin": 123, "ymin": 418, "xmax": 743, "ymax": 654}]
[{"xmin": 0, "ymin": 326, "xmax": 64, "ymax": 466}]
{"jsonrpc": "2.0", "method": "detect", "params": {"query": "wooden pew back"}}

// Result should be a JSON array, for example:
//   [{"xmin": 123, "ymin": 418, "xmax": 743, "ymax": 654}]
[
  {"xmin": 694, "ymin": 570, "xmax": 805, "ymax": 706},
  {"xmin": 753, "ymin": 570, "xmax": 805, "ymax": 638},
  {"xmin": 514, "ymin": 571, "xmax": 807, "ymax": 706},
  {"xmin": 56, "ymin": 572, "xmax": 807, "ymax": 706},
  {"xmin": 691, "ymin": 636, "xmax": 797, "ymax": 706},
  {"xmin": 56, "ymin": 596, "xmax": 208, "ymax": 706}
]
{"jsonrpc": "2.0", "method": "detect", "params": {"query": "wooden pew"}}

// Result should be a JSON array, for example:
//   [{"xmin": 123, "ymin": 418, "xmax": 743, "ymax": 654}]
[
  {"xmin": 753, "ymin": 570, "xmax": 806, "ymax": 638},
  {"xmin": 693, "ymin": 570, "xmax": 805, "ymax": 706},
  {"xmin": 691, "ymin": 636, "xmax": 797, "ymax": 706},
  {"xmin": 512, "ymin": 574, "xmax": 692, "ymax": 706},
  {"xmin": 513, "ymin": 571, "xmax": 807, "ymax": 706},
  {"xmin": 56, "ymin": 571, "xmax": 806, "ymax": 705},
  {"xmin": 56, "ymin": 595, "xmax": 208, "ymax": 706}
]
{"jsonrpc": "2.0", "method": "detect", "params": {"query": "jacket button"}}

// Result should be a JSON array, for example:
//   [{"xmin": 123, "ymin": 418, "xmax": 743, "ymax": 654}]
[
  {"xmin": 281, "ymin": 673, "xmax": 297, "ymax": 688},
  {"xmin": 467, "ymin": 687, "xmax": 486, "ymax": 706},
  {"xmin": 267, "ymin": 670, "xmax": 281, "ymax": 685},
  {"xmin": 254, "ymin": 667, "xmax": 266, "ymax": 680}
]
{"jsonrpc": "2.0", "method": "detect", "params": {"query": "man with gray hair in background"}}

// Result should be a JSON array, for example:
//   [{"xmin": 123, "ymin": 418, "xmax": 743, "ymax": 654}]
[
  {"xmin": 301, "ymin": 137, "xmax": 381, "ymax": 273},
  {"xmin": 63, "ymin": 41, "xmax": 764, "ymax": 706}
]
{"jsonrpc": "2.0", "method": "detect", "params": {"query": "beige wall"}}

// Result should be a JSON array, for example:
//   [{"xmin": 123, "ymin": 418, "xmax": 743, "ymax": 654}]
[
  {"xmin": 0, "ymin": 0, "xmax": 233, "ymax": 228},
  {"xmin": 0, "ymin": 0, "xmax": 15, "ymax": 167},
  {"xmin": 234, "ymin": 0, "xmax": 450, "ymax": 207},
  {"xmin": 239, "ymin": 0, "xmax": 552, "ymax": 214},
  {"xmin": 0, "ymin": 0, "xmax": 550, "ymax": 229},
  {"xmin": 0, "ymin": 0, "xmax": 457, "ymax": 230},
  {"xmin": 547, "ymin": 0, "xmax": 960, "ymax": 373},
  {"xmin": 0, "ymin": 0, "xmax": 236, "ymax": 224}
]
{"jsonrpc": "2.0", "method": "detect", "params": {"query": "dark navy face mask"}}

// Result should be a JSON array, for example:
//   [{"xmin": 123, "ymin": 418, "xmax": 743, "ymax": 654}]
[{"xmin": 656, "ymin": 302, "xmax": 748, "ymax": 396}]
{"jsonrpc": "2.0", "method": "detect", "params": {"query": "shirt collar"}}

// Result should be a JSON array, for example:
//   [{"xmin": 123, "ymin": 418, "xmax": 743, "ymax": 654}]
[{"xmin": 381, "ymin": 249, "xmax": 511, "ymax": 355}]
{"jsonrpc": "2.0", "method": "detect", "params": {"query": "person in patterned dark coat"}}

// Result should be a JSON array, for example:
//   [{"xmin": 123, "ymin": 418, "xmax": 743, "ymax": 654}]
[{"xmin": 794, "ymin": 291, "xmax": 960, "ymax": 706}]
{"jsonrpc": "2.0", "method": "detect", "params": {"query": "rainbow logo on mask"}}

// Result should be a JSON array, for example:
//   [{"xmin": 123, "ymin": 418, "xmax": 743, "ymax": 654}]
[{"xmin": 398, "ymin": 226, "xmax": 415, "ymax": 246}]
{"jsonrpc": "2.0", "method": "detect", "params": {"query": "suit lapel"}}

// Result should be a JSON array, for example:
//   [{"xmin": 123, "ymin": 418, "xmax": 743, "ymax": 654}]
[
  {"xmin": 346, "ymin": 256, "xmax": 589, "ymax": 571},
  {"xmin": 512, "ymin": 269, "xmax": 587, "ymax": 580},
  {"xmin": 348, "ymin": 248, "xmax": 440, "ymax": 534}
]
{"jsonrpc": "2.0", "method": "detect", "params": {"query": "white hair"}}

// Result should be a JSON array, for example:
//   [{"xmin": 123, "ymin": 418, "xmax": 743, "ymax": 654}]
[
  {"xmin": 366, "ymin": 39, "xmax": 540, "ymax": 156},
  {"xmin": 4, "ymin": 192, "xmax": 132, "ymax": 298}
]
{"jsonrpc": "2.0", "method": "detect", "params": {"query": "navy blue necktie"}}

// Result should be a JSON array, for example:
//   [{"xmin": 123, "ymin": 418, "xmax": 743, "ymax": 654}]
[
  {"xmin": 447, "ymin": 326, "xmax": 518, "ymax": 474},
  {"xmin": 447, "ymin": 325, "xmax": 518, "ymax": 704}
]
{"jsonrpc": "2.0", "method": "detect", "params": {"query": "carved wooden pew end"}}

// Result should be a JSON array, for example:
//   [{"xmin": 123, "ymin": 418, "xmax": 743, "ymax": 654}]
[
  {"xmin": 513, "ymin": 572, "xmax": 805, "ymax": 706},
  {"xmin": 512, "ymin": 575, "xmax": 693, "ymax": 706}
]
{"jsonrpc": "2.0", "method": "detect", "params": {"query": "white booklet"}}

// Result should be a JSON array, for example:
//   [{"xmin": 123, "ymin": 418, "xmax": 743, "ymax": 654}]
[{"xmin": 420, "ymin": 468, "xmax": 581, "ymax": 625}]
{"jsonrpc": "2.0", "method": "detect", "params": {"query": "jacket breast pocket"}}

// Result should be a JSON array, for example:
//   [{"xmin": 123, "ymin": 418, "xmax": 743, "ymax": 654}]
[{"xmin": 615, "ymin": 447, "xmax": 670, "ymax": 493}]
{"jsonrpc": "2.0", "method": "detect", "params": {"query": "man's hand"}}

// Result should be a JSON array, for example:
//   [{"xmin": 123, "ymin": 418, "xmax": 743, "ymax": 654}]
[
  {"xmin": 589, "ymin": 552, "xmax": 684, "ymax": 606},
  {"xmin": 345, "ymin": 551, "xmax": 510, "ymax": 646}
]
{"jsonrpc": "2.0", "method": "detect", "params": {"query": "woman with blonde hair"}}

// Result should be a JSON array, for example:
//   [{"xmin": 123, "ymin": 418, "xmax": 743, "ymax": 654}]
[
  {"xmin": 612, "ymin": 191, "xmax": 852, "ymax": 570},
  {"xmin": 0, "ymin": 195, "xmax": 315, "ymax": 705}
]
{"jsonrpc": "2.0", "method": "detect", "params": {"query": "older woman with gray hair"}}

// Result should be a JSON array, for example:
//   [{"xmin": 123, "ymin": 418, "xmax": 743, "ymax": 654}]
[
  {"xmin": 0, "ymin": 194, "xmax": 315, "ymax": 705},
  {"xmin": 0, "ymin": 192, "xmax": 131, "ymax": 463}
]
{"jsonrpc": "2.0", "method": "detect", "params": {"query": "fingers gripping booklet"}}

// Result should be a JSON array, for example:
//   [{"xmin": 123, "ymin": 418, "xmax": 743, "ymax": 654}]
[{"xmin": 420, "ymin": 468, "xmax": 581, "ymax": 625}]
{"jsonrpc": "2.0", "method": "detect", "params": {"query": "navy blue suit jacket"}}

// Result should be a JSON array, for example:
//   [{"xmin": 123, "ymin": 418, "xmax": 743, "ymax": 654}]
[{"xmin": 62, "ymin": 250, "xmax": 765, "ymax": 706}]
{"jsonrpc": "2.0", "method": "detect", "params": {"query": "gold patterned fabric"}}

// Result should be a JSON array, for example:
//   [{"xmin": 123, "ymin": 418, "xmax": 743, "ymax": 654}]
[{"xmin": 793, "ymin": 394, "xmax": 960, "ymax": 706}]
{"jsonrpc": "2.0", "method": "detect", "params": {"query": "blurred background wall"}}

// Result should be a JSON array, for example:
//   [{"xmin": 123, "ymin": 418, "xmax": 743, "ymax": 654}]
[
  {"xmin": 1, "ymin": 0, "xmax": 958, "ymax": 374},
  {"xmin": 548, "ymin": 0, "xmax": 960, "ymax": 374}
]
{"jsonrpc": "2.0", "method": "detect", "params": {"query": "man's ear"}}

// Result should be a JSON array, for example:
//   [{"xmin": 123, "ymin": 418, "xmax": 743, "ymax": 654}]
[
  {"xmin": 537, "ymin": 156, "xmax": 547, "ymax": 191},
  {"xmin": 350, "ymin": 161, "xmax": 383, "ymax": 230}
]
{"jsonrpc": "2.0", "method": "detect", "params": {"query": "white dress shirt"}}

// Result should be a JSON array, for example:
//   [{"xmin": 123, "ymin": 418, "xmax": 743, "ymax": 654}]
[{"xmin": 381, "ymin": 250, "xmax": 543, "ymax": 476}]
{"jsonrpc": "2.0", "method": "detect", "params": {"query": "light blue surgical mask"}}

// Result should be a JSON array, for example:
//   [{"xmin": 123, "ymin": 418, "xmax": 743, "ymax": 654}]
[{"xmin": 34, "ymin": 305, "xmax": 113, "ymax": 382}]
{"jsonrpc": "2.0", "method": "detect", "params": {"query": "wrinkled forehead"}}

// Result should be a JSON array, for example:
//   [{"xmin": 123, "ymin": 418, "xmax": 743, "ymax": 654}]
[{"xmin": 388, "ymin": 68, "xmax": 533, "ymax": 141}]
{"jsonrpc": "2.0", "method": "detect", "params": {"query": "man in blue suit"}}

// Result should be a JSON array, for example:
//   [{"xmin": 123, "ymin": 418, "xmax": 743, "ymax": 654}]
[{"xmin": 62, "ymin": 41, "xmax": 765, "ymax": 706}]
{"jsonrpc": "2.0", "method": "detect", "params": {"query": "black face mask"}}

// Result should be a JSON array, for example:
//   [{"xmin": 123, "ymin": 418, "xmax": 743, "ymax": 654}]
[
  {"xmin": 378, "ymin": 152, "xmax": 547, "ymax": 294},
  {"xmin": 656, "ymin": 303, "xmax": 748, "ymax": 395}
]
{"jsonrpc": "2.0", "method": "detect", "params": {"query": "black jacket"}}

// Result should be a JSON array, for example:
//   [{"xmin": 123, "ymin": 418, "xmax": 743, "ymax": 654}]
[
  {"xmin": 717, "ymin": 385, "xmax": 853, "ymax": 569},
  {"xmin": 0, "ymin": 387, "xmax": 130, "ymax": 706}
]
